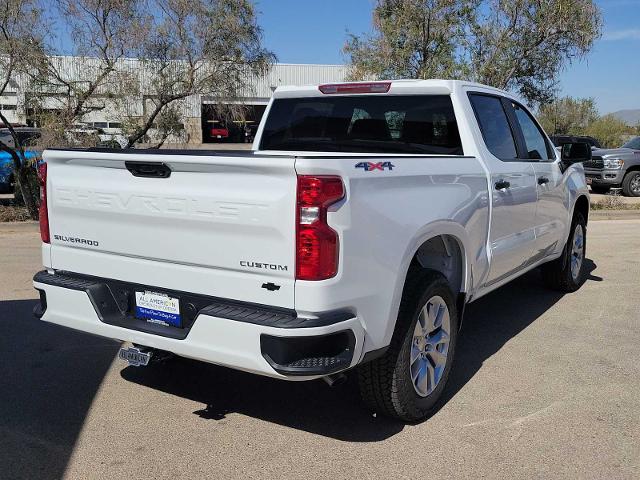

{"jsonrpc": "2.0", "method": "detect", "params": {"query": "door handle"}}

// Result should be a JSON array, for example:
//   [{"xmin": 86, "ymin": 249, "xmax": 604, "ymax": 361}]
[
  {"xmin": 494, "ymin": 179, "xmax": 511, "ymax": 190},
  {"xmin": 537, "ymin": 176, "xmax": 550, "ymax": 185}
]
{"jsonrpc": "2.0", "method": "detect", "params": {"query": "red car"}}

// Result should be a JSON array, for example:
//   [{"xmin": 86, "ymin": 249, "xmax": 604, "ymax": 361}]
[{"xmin": 211, "ymin": 126, "xmax": 229, "ymax": 139}]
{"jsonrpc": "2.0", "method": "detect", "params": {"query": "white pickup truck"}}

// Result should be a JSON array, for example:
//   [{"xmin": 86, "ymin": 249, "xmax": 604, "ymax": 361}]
[{"xmin": 33, "ymin": 80, "xmax": 591, "ymax": 421}]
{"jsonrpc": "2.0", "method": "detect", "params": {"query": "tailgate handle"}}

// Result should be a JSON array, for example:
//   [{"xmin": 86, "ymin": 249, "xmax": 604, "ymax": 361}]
[{"xmin": 125, "ymin": 161, "xmax": 171, "ymax": 178}]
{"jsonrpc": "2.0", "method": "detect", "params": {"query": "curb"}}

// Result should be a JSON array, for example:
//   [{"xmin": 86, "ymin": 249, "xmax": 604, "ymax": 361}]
[{"xmin": 590, "ymin": 210, "xmax": 640, "ymax": 221}]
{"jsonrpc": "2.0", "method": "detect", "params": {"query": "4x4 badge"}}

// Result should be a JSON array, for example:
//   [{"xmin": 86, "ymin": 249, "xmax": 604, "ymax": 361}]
[{"xmin": 355, "ymin": 161, "xmax": 395, "ymax": 171}]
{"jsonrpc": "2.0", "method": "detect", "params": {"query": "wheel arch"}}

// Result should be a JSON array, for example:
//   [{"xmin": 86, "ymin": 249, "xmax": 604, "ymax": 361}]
[
  {"xmin": 573, "ymin": 194, "xmax": 590, "ymax": 225},
  {"xmin": 411, "ymin": 235, "xmax": 466, "ymax": 297},
  {"xmin": 388, "ymin": 224, "xmax": 471, "ymax": 342}
]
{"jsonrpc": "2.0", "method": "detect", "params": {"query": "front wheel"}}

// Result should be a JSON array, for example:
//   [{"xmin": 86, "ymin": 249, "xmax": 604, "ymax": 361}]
[
  {"xmin": 541, "ymin": 212, "xmax": 587, "ymax": 292},
  {"xmin": 357, "ymin": 271, "xmax": 458, "ymax": 422},
  {"xmin": 622, "ymin": 171, "xmax": 640, "ymax": 197}
]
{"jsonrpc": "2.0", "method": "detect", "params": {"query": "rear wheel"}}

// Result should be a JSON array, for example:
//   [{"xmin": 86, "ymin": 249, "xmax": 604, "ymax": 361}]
[
  {"xmin": 541, "ymin": 212, "xmax": 587, "ymax": 292},
  {"xmin": 357, "ymin": 271, "xmax": 458, "ymax": 422},
  {"xmin": 622, "ymin": 171, "xmax": 640, "ymax": 197}
]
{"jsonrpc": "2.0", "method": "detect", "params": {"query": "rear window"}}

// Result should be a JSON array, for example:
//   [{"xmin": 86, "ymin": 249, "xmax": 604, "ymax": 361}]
[{"xmin": 260, "ymin": 95, "xmax": 463, "ymax": 154}]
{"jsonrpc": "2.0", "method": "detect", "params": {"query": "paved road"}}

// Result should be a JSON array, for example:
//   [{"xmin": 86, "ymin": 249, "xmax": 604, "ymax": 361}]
[{"xmin": 1, "ymin": 221, "xmax": 638, "ymax": 480}]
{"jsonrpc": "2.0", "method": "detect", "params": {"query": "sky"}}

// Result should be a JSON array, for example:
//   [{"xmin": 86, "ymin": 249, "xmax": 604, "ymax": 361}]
[
  {"xmin": 255, "ymin": 0, "xmax": 640, "ymax": 114},
  {"xmin": 47, "ymin": 0, "xmax": 639, "ymax": 114}
]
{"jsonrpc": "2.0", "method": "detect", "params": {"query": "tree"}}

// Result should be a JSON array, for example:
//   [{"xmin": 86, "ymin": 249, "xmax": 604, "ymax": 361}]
[
  {"xmin": 345, "ymin": 0, "xmax": 602, "ymax": 105},
  {"xmin": 469, "ymin": 0, "xmax": 602, "ymax": 104},
  {"xmin": 344, "ymin": 0, "xmax": 475, "ymax": 80},
  {"xmin": 583, "ymin": 115, "xmax": 630, "ymax": 149},
  {"xmin": 537, "ymin": 97, "xmax": 598, "ymax": 135},
  {"xmin": 26, "ymin": 0, "xmax": 273, "ymax": 149},
  {"xmin": 0, "ymin": 0, "xmax": 45, "ymax": 219},
  {"xmin": 148, "ymin": 104, "xmax": 184, "ymax": 149},
  {"xmin": 120, "ymin": 0, "xmax": 275, "ymax": 148},
  {"xmin": 28, "ymin": 0, "xmax": 147, "ymax": 147}
]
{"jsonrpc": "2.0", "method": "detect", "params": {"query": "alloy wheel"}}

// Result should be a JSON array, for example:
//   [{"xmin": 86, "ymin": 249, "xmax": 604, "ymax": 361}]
[
  {"xmin": 409, "ymin": 295, "xmax": 451, "ymax": 397},
  {"xmin": 630, "ymin": 175, "xmax": 640, "ymax": 195},
  {"xmin": 570, "ymin": 223, "xmax": 585, "ymax": 281}
]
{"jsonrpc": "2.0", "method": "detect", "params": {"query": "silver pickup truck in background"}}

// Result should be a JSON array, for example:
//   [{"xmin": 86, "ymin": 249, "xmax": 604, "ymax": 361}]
[{"xmin": 584, "ymin": 136, "xmax": 640, "ymax": 196}]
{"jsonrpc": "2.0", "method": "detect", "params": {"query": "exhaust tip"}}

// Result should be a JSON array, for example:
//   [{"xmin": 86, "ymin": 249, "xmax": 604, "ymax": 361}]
[{"xmin": 322, "ymin": 372, "xmax": 347, "ymax": 387}]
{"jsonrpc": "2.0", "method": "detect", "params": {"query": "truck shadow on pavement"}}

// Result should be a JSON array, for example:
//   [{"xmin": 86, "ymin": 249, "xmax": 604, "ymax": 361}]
[
  {"xmin": 0, "ymin": 299, "xmax": 120, "ymax": 480},
  {"xmin": 437, "ymin": 258, "xmax": 601, "ymax": 413},
  {"xmin": 0, "ymin": 261, "xmax": 602, "ymax": 480},
  {"xmin": 121, "ymin": 259, "xmax": 601, "ymax": 442}
]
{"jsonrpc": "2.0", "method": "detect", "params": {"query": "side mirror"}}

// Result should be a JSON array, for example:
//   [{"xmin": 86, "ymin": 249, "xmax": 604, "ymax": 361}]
[{"xmin": 561, "ymin": 142, "xmax": 592, "ymax": 164}]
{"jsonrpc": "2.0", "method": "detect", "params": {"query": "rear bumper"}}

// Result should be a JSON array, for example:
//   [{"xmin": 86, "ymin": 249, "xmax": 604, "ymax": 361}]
[
  {"xmin": 584, "ymin": 168, "xmax": 624, "ymax": 186},
  {"xmin": 33, "ymin": 270, "xmax": 364, "ymax": 380}
]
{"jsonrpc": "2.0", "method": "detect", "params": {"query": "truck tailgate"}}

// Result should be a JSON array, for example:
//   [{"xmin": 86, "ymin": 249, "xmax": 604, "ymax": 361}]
[{"xmin": 43, "ymin": 149, "xmax": 297, "ymax": 308}]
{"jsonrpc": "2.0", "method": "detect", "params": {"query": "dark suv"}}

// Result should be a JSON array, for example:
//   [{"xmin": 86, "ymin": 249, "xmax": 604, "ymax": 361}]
[{"xmin": 550, "ymin": 135, "xmax": 601, "ymax": 149}]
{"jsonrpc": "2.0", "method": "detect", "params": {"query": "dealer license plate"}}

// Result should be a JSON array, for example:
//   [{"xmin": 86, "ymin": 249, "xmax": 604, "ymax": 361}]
[{"xmin": 135, "ymin": 291, "xmax": 181, "ymax": 327}]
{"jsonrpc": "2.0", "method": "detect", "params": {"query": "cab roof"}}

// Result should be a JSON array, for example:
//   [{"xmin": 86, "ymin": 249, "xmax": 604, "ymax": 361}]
[{"xmin": 272, "ymin": 79, "xmax": 512, "ymax": 99}]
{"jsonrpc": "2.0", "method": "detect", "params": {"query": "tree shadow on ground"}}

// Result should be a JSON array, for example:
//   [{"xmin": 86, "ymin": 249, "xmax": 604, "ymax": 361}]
[
  {"xmin": 0, "ymin": 299, "xmax": 120, "ymax": 480},
  {"xmin": 120, "ymin": 260, "xmax": 601, "ymax": 442}
]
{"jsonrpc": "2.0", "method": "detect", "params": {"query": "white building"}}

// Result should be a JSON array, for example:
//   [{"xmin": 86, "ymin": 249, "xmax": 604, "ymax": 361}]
[{"xmin": 0, "ymin": 56, "xmax": 348, "ymax": 144}]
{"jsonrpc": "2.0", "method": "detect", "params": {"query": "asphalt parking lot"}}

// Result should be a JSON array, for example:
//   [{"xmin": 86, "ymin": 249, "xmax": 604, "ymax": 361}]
[{"xmin": 1, "ymin": 220, "xmax": 639, "ymax": 480}]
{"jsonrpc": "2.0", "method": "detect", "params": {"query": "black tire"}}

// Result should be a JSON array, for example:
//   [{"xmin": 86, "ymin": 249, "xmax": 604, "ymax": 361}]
[
  {"xmin": 357, "ymin": 271, "xmax": 458, "ymax": 422},
  {"xmin": 541, "ymin": 212, "xmax": 587, "ymax": 292},
  {"xmin": 589, "ymin": 185, "xmax": 610, "ymax": 195},
  {"xmin": 621, "ymin": 171, "xmax": 640, "ymax": 197}
]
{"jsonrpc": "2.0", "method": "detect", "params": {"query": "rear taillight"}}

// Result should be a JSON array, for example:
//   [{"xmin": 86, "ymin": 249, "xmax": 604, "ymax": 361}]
[
  {"xmin": 38, "ymin": 163, "xmax": 50, "ymax": 243},
  {"xmin": 318, "ymin": 82, "xmax": 391, "ymax": 94},
  {"xmin": 296, "ymin": 175, "xmax": 344, "ymax": 281}
]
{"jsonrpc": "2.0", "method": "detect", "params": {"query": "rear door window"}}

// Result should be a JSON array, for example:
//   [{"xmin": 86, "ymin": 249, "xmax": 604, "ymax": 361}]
[
  {"xmin": 260, "ymin": 95, "xmax": 462, "ymax": 154},
  {"xmin": 510, "ymin": 102, "xmax": 552, "ymax": 160},
  {"xmin": 469, "ymin": 94, "xmax": 518, "ymax": 160}
]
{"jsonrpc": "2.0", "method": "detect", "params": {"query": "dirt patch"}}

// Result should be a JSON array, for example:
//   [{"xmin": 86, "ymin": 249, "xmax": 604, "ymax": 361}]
[
  {"xmin": 0, "ymin": 205, "xmax": 31, "ymax": 222},
  {"xmin": 590, "ymin": 195, "xmax": 640, "ymax": 210}
]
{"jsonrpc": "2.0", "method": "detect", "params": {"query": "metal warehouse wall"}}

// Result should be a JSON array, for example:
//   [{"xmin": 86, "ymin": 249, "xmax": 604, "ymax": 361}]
[
  {"xmin": 253, "ymin": 63, "xmax": 349, "ymax": 98},
  {"xmin": 2, "ymin": 56, "xmax": 349, "ymax": 120}
]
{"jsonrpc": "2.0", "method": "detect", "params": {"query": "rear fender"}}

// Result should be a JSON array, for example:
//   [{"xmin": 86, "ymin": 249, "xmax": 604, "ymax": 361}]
[{"xmin": 385, "ymin": 221, "xmax": 472, "ymax": 343}]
